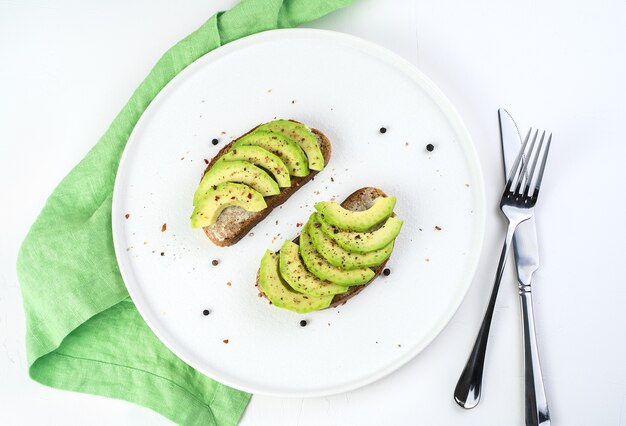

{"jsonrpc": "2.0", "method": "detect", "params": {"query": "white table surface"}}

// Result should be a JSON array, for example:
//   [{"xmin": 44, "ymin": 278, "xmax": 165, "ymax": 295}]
[{"xmin": 1, "ymin": 0, "xmax": 625, "ymax": 425}]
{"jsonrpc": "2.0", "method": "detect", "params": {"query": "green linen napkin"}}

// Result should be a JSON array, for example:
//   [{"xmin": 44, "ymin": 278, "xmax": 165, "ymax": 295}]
[{"xmin": 16, "ymin": 1, "xmax": 353, "ymax": 425}]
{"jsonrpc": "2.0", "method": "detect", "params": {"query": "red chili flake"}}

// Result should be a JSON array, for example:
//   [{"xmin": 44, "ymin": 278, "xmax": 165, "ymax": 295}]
[
  {"xmin": 296, "ymin": 223, "xmax": 303, "ymax": 228},
  {"xmin": 204, "ymin": 159, "xmax": 209, "ymax": 164},
  {"xmin": 314, "ymin": 223, "xmax": 321, "ymax": 228},
  {"xmin": 223, "ymin": 339, "xmax": 229, "ymax": 344},
  {"xmin": 435, "ymin": 226, "xmax": 442, "ymax": 231},
  {"xmin": 125, "ymin": 213, "xmax": 130, "ymax": 219},
  {"xmin": 247, "ymin": 193, "xmax": 252, "ymax": 199},
  {"xmin": 161, "ymin": 223, "xmax": 167, "ymax": 232}
]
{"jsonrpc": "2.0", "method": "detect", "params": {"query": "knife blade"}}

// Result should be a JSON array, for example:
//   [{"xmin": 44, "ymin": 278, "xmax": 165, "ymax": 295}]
[{"xmin": 498, "ymin": 108, "xmax": 539, "ymax": 285}]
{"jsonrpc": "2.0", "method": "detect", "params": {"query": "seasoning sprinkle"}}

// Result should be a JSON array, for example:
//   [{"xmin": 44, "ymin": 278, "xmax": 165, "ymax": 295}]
[
  {"xmin": 379, "ymin": 127, "xmax": 387, "ymax": 134},
  {"xmin": 299, "ymin": 320, "xmax": 307, "ymax": 327},
  {"xmin": 212, "ymin": 138, "xmax": 219, "ymax": 145},
  {"xmin": 202, "ymin": 309, "xmax": 210, "ymax": 316},
  {"xmin": 212, "ymin": 259, "xmax": 219, "ymax": 266},
  {"xmin": 161, "ymin": 223, "xmax": 167, "ymax": 232},
  {"xmin": 124, "ymin": 213, "xmax": 130, "ymax": 219},
  {"xmin": 160, "ymin": 252, "xmax": 165, "ymax": 256},
  {"xmin": 426, "ymin": 143, "xmax": 435, "ymax": 152},
  {"xmin": 383, "ymin": 268, "xmax": 391, "ymax": 276}
]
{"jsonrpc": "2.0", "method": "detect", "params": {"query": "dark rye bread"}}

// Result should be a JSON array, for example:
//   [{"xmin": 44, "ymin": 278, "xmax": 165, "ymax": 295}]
[
  {"xmin": 256, "ymin": 187, "xmax": 390, "ymax": 310},
  {"xmin": 200, "ymin": 122, "xmax": 332, "ymax": 247}
]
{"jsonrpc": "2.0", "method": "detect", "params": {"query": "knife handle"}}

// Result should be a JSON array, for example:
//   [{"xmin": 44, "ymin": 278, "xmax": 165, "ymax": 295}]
[{"xmin": 519, "ymin": 285, "xmax": 551, "ymax": 426}]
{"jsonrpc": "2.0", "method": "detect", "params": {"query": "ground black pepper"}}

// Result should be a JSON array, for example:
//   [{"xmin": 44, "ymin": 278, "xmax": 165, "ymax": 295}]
[
  {"xmin": 426, "ymin": 143, "xmax": 434, "ymax": 152},
  {"xmin": 203, "ymin": 309, "xmax": 210, "ymax": 316},
  {"xmin": 212, "ymin": 138, "xmax": 219, "ymax": 145},
  {"xmin": 379, "ymin": 127, "xmax": 387, "ymax": 134},
  {"xmin": 212, "ymin": 259, "xmax": 219, "ymax": 266},
  {"xmin": 299, "ymin": 320, "xmax": 307, "ymax": 327},
  {"xmin": 383, "ymin": 268, "xmax": 391, "ymax": 276}
]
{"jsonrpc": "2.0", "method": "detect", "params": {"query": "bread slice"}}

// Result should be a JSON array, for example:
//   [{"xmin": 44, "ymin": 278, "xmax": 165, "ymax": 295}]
[
  {"xmin": 256, "ymin": 187, "xmax": 390, "ymax": 310},
  {"xmin": 200, "ymin": 122, "xmax": 332, "ymax": 246}
]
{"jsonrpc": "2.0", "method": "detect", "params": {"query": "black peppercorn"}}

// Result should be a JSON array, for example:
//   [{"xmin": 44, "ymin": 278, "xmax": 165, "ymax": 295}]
[
  {"xmin": 426, "ymin": 143, "xmax": 434, "ymax": 152},
  {"xmin": 212, "ymin": 138, "xmax": 219, "ymax": 145},
  {"xmin": 202, "ymin": 309, "xmax": 210, "ymax": 316},
  {"xmin": 383, "ymin": 268, "xmax": 391, "ymax": 276},
  {"xmin": 299, "ymin": 320, "xmax": 307, "ymax": 327},
  {"xmin": 212, "ymin": 259, "xmax": 219, "ymax": 266},
  {"xmin": 379, "ymin": 127, "xmax": 387, "ymax": 134}
]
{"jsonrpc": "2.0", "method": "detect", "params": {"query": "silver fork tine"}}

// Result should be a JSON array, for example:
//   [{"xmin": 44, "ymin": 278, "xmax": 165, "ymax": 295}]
[
  {"xmin": 532, "ymin": 133, "xmax": 552, "ymax": 197},
  {"xmin": 514, "ymin": 129, "xmax": 539, "ymax": 195},
  {"xmin": 505, "ymin": 128, "xmax": 532, "ymax": 193},
  {"xmin": 522, "ymin": 131, "xmax": 545, "ymax": 196}
]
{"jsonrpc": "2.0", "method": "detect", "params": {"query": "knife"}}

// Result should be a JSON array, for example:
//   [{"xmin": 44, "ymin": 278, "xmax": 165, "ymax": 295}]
[{"xmin": 498, "ymin": 108, "xmax": 551, "ymax": 426}]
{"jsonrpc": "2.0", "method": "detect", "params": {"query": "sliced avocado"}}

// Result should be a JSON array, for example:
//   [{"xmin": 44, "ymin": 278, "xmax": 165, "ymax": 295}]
[
  {"xmin": 193, "ymin": 160, "xmax": 279, "ymax": 205},
  {"xmin": 315, "ymin": 197, "xmax": 396, "ymax": 232},
  {"xmin": 256, "ymin": 120, "xmax": 325, "ymax": 171},
  {"xmin": 259, "ymin": 251, "xmax": 332, "ymax": 314},
  {"xmin": 309, "ymin": 214, "xmax": 394, "ymax": 270},
  {"xmin": 300, "ymin": 221, "xmax": 375, "ymax": 286},
  {"xmin": 318, "ymin": 214, "xmax": 403, "ymax": 253},
  {"xmin": 232, "ymin": 130, "xmax": 309, "ymax": 177},
  {"xmin": 218, "ymin": 145, "xmax": 291, "ymax": 188},
  {"xmin": 190, "ymin": 182, "xmax": 266, "ymax": 228},
  {"xmin": 279, "ymin": 241, "xmax": 348, "ymax": 297}
]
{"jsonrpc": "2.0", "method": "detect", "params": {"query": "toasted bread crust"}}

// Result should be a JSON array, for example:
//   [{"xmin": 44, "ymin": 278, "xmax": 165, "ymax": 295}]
[
  {"xmin": 256, "ymin": 187, "xmax": 391, "ymax": 310},
  {"xmin": 200, "ymin": 122, "xmax": 331, "ymax": 246}
]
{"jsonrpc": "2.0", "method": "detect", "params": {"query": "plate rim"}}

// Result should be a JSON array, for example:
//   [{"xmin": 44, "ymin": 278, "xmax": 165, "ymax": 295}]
[{"xmin": 112, "ymin": 28, "xmax": 486, "ymax": 397}]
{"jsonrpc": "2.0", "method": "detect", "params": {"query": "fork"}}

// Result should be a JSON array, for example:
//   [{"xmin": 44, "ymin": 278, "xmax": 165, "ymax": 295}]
[{"xmin": 454, "ymin": 129, "xmax": 552, "ymax": 410}]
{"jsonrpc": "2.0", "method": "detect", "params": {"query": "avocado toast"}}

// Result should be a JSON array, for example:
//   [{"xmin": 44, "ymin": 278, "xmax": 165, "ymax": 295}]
[
  {"xmin": 256, "ymin": 187, "xmax": 404, "ymax": 313},
  {"xmin": 191, "ymin": 119, "xmax": 331, "ymax": 246}
]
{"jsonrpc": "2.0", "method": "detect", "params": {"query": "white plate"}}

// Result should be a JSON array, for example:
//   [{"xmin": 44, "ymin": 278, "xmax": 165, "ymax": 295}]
[{"xmin": 112, "ymin": 29, "xmax": 485, "ymax": 397}]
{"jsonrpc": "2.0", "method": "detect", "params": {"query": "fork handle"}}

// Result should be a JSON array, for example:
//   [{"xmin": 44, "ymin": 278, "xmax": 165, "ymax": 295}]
[
  {"xmin": 519, "ymin": 285, "xmax": 551, "ymax": 426},
  {"xmin": 454, "ymin": 223, "xmax": 517, "ymax": 409}
]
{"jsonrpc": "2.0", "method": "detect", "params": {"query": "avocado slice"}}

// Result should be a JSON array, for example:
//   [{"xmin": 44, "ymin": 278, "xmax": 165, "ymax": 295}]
[
  {"xmin": 308, "ymin": 214, "xmax": 394, "ymax": 270},
  {"xmin": 232, "ymin": 130, "xmax": 309, "ymax": 177},
  {"xmin": 256, "ymin": 120, "xmax": 325, "ymax": 171},
  {"xmin": 279, "ymin": 241, "xmax": 348, "ymax": 297},
  {"xmin": 218, "ymin": 145, "xmax": 291, "ymax": 188},
  {"xmin": 190, "ymin": 182, "xmax": 266, "ymax": 228},
  {"xmin": 300, "ymin": 221, "xmax": 375, "ymax": 286},
  {"xmin": 318, "ymin": 214, "xmax": 403, "ymax": 253},
  {"xmin": 259, "ymin": 251, "xmax": 333, "ymax": 313},
  {"xmin": 193, "ymin": 160, "xmax": 279, "ymax": 205},
  {"xmin": 315, "ymin": 197, "xmax": 396, "ymax": 232}
]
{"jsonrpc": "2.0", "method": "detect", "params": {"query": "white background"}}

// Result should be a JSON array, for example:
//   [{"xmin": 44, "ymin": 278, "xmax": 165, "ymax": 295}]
[{"xmin": 1, "ymin": 0, "xmax": 625, "ymax": 425}]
